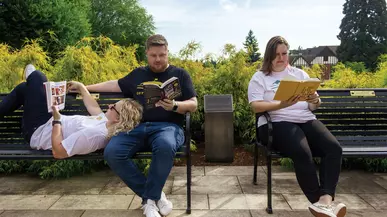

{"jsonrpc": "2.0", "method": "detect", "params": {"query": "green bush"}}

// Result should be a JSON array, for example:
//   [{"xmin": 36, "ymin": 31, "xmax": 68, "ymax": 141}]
[{"xmin": 2, "ymin": 36, "xmax": 387, "ymax": 177}]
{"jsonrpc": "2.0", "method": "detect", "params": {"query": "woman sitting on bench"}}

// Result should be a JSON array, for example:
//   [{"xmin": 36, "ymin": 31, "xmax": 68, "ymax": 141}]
[
  {"xmin": 248, "ymin": 36, "xmax": 346, "ymax": 217},
  {"xmin": 0, "ymin": 64, "xmax": 143, "ymax": 159}
]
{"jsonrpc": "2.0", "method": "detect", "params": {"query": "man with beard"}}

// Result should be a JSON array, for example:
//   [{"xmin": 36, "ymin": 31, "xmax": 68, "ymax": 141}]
[{"xmin": 87, "ymin": 34, "xmax": 197, "ymax": 217}]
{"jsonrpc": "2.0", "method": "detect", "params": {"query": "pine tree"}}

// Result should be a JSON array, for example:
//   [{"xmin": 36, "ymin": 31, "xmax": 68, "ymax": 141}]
[
  {"xmin": 243, "ymin": 30, "xmax": 261, "ymax": 63},
  {"xmin": 337, "ymin": 0, "xmax": 387, "ymax": 70}
]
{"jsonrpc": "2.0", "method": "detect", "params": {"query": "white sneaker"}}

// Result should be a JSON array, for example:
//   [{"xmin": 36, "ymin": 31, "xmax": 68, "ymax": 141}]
[
  {"xmin": 334, "ymin": 203, "xmax": 347, "ymax": 217},
  {"xmin": 308, "ymin": 202, "xmax": 336, "ymax": 217},
  {"xmin": 24, "ymin": 64, "xmax": 36, "ymax": 80},
  {"xmin": 157, "ymin": 191, "xmax": 173, "ymax": 216},
  {"xmin": 142, "ymin": 199, "xmax": 161, "ymax": 217}
]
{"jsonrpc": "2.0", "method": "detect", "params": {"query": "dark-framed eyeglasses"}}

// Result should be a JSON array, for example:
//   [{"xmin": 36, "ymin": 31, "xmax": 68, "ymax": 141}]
[{"xmin": 109, "ymin": 104, "xmax": 120, "ymax": 116}]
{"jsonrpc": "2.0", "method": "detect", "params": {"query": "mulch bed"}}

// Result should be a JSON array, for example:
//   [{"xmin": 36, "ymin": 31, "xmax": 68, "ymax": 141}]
[{"xmin": 174, "ymin": 142, "xmax": 265, "ymax": 166}]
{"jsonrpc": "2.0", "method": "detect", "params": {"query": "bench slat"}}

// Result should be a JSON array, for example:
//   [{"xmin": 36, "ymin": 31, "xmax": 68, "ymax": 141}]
[
  {"xmin": 316, "ymin": 114, "xmax": 387, "ymax": 119},
  {"xmin": 320, "ymin": 102, "xmax": 387, "ymax": 107}
]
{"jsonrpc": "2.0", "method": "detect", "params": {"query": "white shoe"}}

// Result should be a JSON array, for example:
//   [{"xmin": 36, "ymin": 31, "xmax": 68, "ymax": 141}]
[
  {"xmin": 334, "ymin": 203, "xmax": 347, "ymax": 217},
  {"xmin": 24, "ymin": 64, "xmax": 36, "ymax": 80},
  {"xmin": 157, "ymin": 191, "xmax": 173, "ymax": 216},
  {"xmin": 308, "ymin": 202, "xmax": 336, "ymax": 217},
  {"xmin": 142, "ymin": 199, "xmax": 161, "ymax": 217}
]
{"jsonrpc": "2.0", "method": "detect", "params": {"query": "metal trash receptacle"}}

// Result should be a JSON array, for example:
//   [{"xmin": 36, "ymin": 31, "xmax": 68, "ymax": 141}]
[{"xmin": 204, "ymin": 94, "xmax": 234, "ymax": 162}]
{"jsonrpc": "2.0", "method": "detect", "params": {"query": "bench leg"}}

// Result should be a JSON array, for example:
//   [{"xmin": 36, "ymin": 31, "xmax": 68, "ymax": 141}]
[
  {"xmin": 253, "ymin": 143, "xmax": 258, "ymax": 185},
  {"xmin": 186, "ymin": 154, "xmax": 192, "ymax": 214},
  {"xmin": 266, "ymin": 154, "xmax": 273, "ymax": 214}
]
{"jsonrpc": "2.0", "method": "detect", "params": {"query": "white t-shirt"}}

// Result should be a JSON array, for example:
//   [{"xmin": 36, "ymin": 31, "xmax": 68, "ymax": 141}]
[
  {"xmin": 248, "ymin": 66, "xmax": 316, "ymax": 127},
  {"xmin": 30, "ymin": 113, "xmax": 109, "ymax": 157}
]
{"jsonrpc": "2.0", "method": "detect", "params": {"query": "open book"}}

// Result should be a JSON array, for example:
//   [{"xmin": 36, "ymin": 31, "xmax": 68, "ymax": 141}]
[
  {"xmin": 143, "ymin": 77, "xmax": 182, "ymax": 109},
  {"xmin": 273, "ymin": 75, "xmax": 321, "ymax": 101},
  {"xmin": 43, "ymin": 81, "xmax": 67, "ymax": 112}
]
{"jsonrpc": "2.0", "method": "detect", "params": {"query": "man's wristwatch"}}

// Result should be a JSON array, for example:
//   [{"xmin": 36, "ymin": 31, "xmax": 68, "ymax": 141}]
[
  {"xmin": 52, "ymin": 120, "xmax": 62, "ymax": 126},
  {"xmin": 172, "ymin": 100, "xmax": 179, "ymax": 112}
]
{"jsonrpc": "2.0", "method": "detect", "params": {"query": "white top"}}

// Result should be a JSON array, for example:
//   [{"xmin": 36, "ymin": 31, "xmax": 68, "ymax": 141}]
[
  {"xmin": 30, "ymin": 113, "xmax": 109, "ymax": 157},
  {"xmin": 247, "ymin": 66, "xmax": 317, "ymax": 127}
]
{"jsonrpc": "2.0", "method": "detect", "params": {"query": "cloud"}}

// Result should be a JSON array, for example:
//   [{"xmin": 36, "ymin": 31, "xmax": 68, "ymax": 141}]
[
  {"xmin": 140, "ymin": 0, "xmax": 345, "ymax": 58},
  {"xmin": 219, "ymin": 0, "xmax": 238, "ymax": 12},
  {"xmin": 244, "ymin": 0, "xmax": 251, "ymax": 9}
]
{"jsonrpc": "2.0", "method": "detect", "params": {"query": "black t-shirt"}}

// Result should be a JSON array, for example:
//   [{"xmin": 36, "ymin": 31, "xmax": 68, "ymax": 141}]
[{"xmin": 118, "ymin": 65, "xmax": 197, "ymax": 126}]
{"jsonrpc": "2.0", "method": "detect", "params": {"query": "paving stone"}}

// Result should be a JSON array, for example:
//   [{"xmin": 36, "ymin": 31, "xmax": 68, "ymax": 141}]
[
  {"xmin": 205, "ymin": 166, "xmax": 260, "ymax": 176},
  {"xmin": 81, "ymin": 210, "xmax": 143, "ymax": 217},
  {"xmin": 128, "ymin": 194, "xmax": 209, "ymax": 210},
  {"xmin": 246, "ymin": 194, "xmax": 291, "ymax": 210},
  {"xmin": 0, "ymin": 210, "xmax": 83, "ymax": 217},
  {"xmin": 281, "ymin": 194, "xmax": 312, "ymax": 210},
  {"xmin": 250, "ymin": 210, "xmax": 312, "ymax": 217},
  {"xmin": 209, "ymin": 194, "xmax": 249, "ymax": 210},
  {"xmin": 251, "ymin": 209, "xmax": 387, "ymax": 217},
  {"xmin": 371, "ymin": 174, "xmax": 387, "ymax": 191},
  {"xmin": 168, "ymin": 195, "xmax": 209, "ymax": 210},
  {"xmin": 238, "ymin": 175, "xmax": 302, "ymax": 194},
  {"xmin": 100, "ymin": 176, "xmax": 173, "ymax": 195},
  {"xmin": 49, "ymin": 195, "xmax": 133, "ymax": 210},
  {"xmin": 0, "ymin": 195, "xmax": 61, "ymax": 210},
  {"xmin": 261, "ymin": 166, "xmax": 295, "ymax": 176},
  {"xmin": 0, "ymin": 175, "xmax": 48, "ymax": 194},
  {"xmin": 168, "ymin": 210, "xmax": 252, "ymax": 217},
  {"xmin": 238, "ymin": 175, "xmax": 267, "ymax": 194},
  {"xmin": 33, "ymin": 176, "xmax": 111, "ymax": 195},
  {"xmin": 358, "ymin": 194, "xmax": 387, "ymax": 209},
  {"xmin": 128, "ymin": 196, "xmax": 142, "ymax": 210},
  {"xmin": 172, "ymin": 176, "xmax": 242, "ymax": 194},
  {"xmin": 169, "ymin": 166, "xmax": 205, "ymax": 176},
  {"xmin": 335, "ymin": 194, "xmax": 375, "ymax": 210},
  {"xmin": 337, "ymin": 175, "xmax": 387, "ymax": 194},
  {"xmin": 346, "ymin": 210, "xmax": 387, "ymax": 216}
]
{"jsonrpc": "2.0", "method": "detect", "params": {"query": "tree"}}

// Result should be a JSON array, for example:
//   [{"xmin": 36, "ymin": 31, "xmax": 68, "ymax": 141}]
[
  {"xmin": 0, "ymin": 0, "xmax": 91, "ymax": 54},
  {"xmin": 243, "ymin": 30, "xmax": 261, "ymax": 63},
  {"xmin": 90, "ymin": 0, "xmax": 155, "ymax": 60},
  {"xmin": 178, "ymin": 40, "xmax": 202, "ymax": 60},
  {"xmin": 337, "ymin": 0, "xmax": 387, "ymax": 71},
  {"xmin": 222, "ymin": 43, "xmax": 237, "ymax": 58}
]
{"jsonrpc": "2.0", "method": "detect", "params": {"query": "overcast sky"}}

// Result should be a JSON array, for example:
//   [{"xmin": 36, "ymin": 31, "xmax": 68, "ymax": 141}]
[{"xmin": 140, "ymin": 0, "xmax": 345, "ymax": 58}]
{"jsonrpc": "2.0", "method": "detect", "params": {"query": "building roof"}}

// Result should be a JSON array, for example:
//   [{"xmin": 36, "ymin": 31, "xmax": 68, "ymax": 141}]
[{"xmin": 289, "ymin": 45, "xmax": 338, "ymax": 65}]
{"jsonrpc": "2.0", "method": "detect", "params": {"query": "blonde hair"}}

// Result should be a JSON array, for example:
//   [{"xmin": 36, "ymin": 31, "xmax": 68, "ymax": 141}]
[{"xmin": 107, "ymin": 99, "xmax": 143, "ymax": 138}]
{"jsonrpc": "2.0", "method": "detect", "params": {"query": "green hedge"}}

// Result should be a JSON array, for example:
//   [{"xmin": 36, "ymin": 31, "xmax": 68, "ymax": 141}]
[{"xmin": 1, "ymin": 37, "xmax": 387, "ymax": 178}]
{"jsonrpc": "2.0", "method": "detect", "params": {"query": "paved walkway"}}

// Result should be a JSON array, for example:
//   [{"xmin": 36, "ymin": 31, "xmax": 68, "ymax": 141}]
[{"xmin": 0, "ymin": 166, "xmax": 386, "ymax": 216}]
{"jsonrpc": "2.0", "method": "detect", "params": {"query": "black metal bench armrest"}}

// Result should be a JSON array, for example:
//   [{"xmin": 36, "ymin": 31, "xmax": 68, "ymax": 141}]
[{"xmin": 255, "ymin": 112, "xmax": 273, "ymax": 152}]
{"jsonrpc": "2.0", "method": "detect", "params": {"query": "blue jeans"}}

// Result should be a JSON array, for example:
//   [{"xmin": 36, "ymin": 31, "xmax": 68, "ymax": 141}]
[
  {"xmin": 0, "ymin": 70, "xmax": 51, "ymax": 142},
  {"xmin": 104, "ymin": 122, "xmax": 185, "ymax": 201}
]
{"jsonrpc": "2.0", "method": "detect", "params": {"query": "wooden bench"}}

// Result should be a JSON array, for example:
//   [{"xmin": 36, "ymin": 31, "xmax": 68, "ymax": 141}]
[
  {"xmin": 0, "ymin": 92, "xmax": 192, "ymax": 214},
  {"xmin": 253, "ymin": 88, "xmax": 387, "ymax": 214}
]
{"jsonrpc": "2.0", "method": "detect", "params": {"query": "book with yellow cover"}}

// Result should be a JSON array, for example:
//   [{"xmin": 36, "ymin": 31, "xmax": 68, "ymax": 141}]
[{"xmin": 273, "ymin": 76, "xmax": 321, "ymax": 101}]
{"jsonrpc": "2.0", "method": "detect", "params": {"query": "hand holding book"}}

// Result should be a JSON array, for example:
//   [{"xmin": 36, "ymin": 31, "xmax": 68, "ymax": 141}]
[
  {"xmin": 143, "ymin": 77, "xmax": 182, "ymax": 109},
  {"xmin": 44, "ymin": 81, "xmax": 67, "ymax": 113},
  {"xmin": 273, "ymin": 75, "xmax": 321, "ymax": 101}
]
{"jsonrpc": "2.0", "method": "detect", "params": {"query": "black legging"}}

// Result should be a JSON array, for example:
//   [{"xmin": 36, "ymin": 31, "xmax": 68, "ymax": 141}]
[
  {"xmin": 0, "ymin": 70, "xmax": 51, "ymax": 142},
  {"xmin": 259, "ymin": 120, "xmax": 343, "ymax": 203}
]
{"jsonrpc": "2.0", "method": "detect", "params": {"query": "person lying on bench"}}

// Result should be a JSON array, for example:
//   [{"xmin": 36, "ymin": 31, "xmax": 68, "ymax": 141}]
[
  {"xmin": 248, "ymin": 36, "xmax": 346, "ymax": 217},
  {"xmin": 0, "ymin": 64, "xmax": 143, "ymax": 159}
]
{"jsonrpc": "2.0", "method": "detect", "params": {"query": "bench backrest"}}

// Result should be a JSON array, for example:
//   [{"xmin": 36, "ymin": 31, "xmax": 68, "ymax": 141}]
[{"xmin": 316, "ymin": 88, "xmax": 387, "ymax": 146}]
